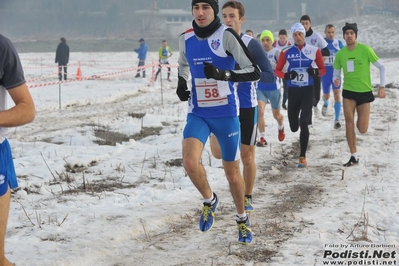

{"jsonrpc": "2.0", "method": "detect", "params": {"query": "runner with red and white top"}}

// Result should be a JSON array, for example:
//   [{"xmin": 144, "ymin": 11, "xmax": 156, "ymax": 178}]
[{"xmin": 274, "ymin": 23, "xmax": 326, "ymax": 168}]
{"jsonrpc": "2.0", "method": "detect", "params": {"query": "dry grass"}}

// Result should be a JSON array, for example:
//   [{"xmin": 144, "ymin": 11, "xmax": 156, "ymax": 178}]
[{"xmin": 344, "ymin": 186, "xmax": 372, "ymax": 242}]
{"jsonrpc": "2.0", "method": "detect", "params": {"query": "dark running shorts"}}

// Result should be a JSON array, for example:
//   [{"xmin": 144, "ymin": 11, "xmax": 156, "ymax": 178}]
[
  {"xmin": 239, "ymin": 107, "xmax": 258, "ymax": 146},
  {"xmin": 342, "ymin": 90, "xmax": 375, "ymax": 106}
]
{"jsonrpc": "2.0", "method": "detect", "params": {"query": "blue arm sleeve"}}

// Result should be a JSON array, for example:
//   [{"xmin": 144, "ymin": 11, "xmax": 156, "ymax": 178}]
[{"xmin": 247, "ymin": 39, "xmax": 275, "ymax": 83}]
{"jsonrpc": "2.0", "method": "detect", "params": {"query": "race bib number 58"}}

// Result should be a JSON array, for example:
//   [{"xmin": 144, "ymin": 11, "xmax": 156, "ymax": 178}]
[{"xmin": 195, "ymin": 78, "xmax": 228, "ymax": 107}]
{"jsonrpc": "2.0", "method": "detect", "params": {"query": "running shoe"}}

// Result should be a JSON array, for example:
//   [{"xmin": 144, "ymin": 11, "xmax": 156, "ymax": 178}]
[
  {"xmin": 256, "ymin": 137, "xmax": 267, "ymax": 147},
  {"xmin": 199, "ymin": 193, "xmax": 219, "ymax": 232},
  {"xmin": 321, "ymin": 105, "xmax": 328, "ymax": 116},
  {"xmin": 245, "ymin": 196, "xmax": 253, "ymax": 212},
  {"xmin": 298, "ymin": 156, "xmax": 307, "ymax": 168},
  {"xmin": 282, "ymin": 104, "xmax": 287, "ymax": 110},
  {"xmin": 334, "ymin": 120, "xmax": 341, "ymax": 129},
  {"xmin": 237, "ymin": 216, "xmax": 252, "ymax": 244},
  {"xmin": 278, "ymin": 127, "xmax": 285, "ymax": 141},
  {"xmin": 343, "ymin": 156, "xmax": 359, "ymax": 167},
  {"xmin": 167, "ymin": 78, "xmax": 172, "ymax": 82}
]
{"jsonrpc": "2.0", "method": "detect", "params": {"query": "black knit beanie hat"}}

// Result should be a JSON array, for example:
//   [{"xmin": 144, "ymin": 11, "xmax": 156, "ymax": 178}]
[
  {"xmin": 342, "ymin": 22, "xmax": 358, "ymax": 37},
  {"xmin": 192, "ymin": 0, "xmax": 219, "ymax": 17}
]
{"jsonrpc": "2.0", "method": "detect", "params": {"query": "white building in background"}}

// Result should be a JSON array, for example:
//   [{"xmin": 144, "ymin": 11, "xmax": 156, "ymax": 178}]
[{"xmin": 134, "ymin": 9, "xmax": 193, "ymax": 38}]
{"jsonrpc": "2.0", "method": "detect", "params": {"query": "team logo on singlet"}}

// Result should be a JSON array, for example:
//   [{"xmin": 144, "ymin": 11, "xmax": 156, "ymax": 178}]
[
  {"xmin": 311, "ymin": 38, "xmax": 317, "ymax": 45},
  {"xmin": 211, "ymin": 39, "xmax": 221, "ymax": 50},
  {"xmin": 303, "ymin": 48, "xmax": 312, "ymax": 55}
]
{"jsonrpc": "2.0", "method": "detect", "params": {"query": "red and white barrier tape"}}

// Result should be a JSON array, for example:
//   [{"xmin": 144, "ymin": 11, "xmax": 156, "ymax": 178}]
[
  {"xmin": 27, "ymin": 62, "xmax": 178, "ymax": 88},
  {"xmin": 23, "ymin": 64, "xmax": 79, "ymax": 70},
  {"xmin": 26, "ymin": 71, "xmax": 59, "ymax": 83}
]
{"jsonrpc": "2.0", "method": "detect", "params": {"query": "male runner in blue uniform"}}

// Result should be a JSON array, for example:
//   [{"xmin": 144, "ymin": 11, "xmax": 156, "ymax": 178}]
[
  {"xmin": 209, "ymin": 0, "xmax": 274, "ymax": 214},
  {"xmin": 321, "ymin": 24, "xmax": 344, "ymax": 129},
  {"xmin": 176, "ymin": 0, "xmax": 260, "ymax": 244}
]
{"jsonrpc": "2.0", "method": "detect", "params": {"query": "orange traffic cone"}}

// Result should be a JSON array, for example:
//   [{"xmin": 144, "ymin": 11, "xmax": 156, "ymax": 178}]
[{"xmin": 76, "ymin": 66, "xmax": 82, "ymax": 80}]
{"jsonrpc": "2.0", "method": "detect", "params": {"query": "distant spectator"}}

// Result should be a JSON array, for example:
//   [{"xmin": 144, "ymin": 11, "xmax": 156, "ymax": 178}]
[
  {"xmin": 154, "ymin": 40, "xmax": 172, "ymax": 82},
  {"xmin": 55, "ymin": 37, "xmax": 69, "ymax": 81},
  {"xmin": 134, "ymin": 38, "xmax": 148, "ymax": 78}
]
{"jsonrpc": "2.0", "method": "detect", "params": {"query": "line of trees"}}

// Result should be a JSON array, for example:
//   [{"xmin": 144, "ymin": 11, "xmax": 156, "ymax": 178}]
[
  {"xmin": 0, "ymin": 0, "xmax": 358, "ymax": 40},
  {"xmin": 0, "ymin": 0, "xmax": 355, "ymax": 16}
]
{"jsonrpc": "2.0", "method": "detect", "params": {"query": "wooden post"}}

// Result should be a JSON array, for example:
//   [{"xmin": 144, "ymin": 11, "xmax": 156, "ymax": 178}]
[{"xmin": 58, "ymin": 83, "xmax": 62, "ymax": 110}]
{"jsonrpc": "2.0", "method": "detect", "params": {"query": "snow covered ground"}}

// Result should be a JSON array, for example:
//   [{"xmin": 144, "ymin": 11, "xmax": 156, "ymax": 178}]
[{"xmin": 3, "ymin": 16, "xmax": 399, "ymax": 266}]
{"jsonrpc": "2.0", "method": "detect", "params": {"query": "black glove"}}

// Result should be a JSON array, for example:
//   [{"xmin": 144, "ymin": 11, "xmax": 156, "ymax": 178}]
[
  {"xmin": 284, "ymin": 71, "xmax": 298, "ymax": 80},
  {"xmin": 203, "ymin": 62, "xmax": 226, "ymax": 80},
  {"xmin": 307, "ymin": 68, "xmax": 319, "ymax": 77},
  {"xmin": 176, "ymin": 76, "xmax": 190, "ymax": 101}
]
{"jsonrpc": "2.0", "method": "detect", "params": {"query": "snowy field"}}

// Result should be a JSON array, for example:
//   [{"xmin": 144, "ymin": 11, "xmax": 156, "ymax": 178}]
[{"xmin": 3, "ymin": 16, "xmax": 399, "ymax": 266}]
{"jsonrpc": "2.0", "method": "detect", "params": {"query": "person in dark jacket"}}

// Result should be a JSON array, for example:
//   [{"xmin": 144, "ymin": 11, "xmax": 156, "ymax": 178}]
[
  {"xmin": 134, "ymin": 38, "xmax": 148, "ymax": 78},
  {"xmin": 55, "ymin": 37, "xmax": 70, "ymax": 81}
]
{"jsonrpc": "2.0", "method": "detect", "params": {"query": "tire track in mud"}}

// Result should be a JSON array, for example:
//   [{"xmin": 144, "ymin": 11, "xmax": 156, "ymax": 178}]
[{"xmin": 115, "ymin": 139, "xmax": 325, "ymax": 266}]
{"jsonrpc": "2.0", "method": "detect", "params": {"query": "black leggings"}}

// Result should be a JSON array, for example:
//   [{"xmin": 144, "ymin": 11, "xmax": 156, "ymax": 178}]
[
  {"xmin": 58, "ymin": 65, "xmax": 67, "ymax": 81},
  {"xmin": 155, "ymin": 61, "xmax": 171, "ymax": 79},
  {"xmin": 313, "ymin": 75, "xmax": 321, "ymax": 107},
  {"xmin": 309, "ymin": 75, "xmax": 321, "ymax": 125},
  {"xmin": 287, "ymin": 86, "xmax": 313, "ymax": 157},
  {"xmin": 136, "ymin": 60, "xmax": 146, "ymax": 76}
]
